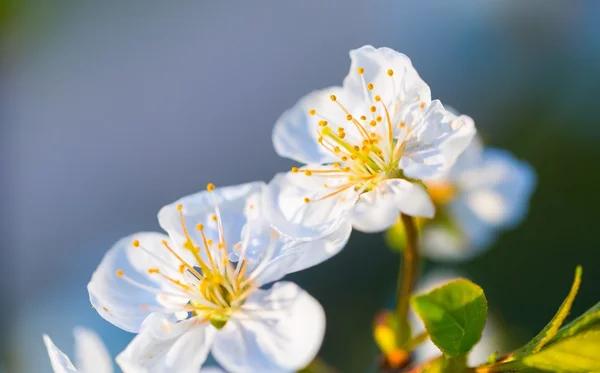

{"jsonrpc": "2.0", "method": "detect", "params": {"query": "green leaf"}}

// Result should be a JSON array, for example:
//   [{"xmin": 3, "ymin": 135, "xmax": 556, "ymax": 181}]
[
  {"xmin": 411, "ymin": 279, "xmax": 487, "ymax": 357},
  {"xmin": 549, "ymin": 301, "xmax": 600, "ymax": 345},
  {"xmin": 523, "ymin": 326, "xmax": 600, "ymax": 372},
  {"xmin": 516, "ymin": 266, "xmax": 582, "ymax": 357}
]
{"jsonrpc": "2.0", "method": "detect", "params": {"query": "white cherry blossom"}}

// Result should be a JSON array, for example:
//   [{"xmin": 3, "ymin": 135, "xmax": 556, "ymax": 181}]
[
  {"xmin": 88, "ymin": 182, "xmax": 345, "ymax": 373},
  {"xmin": 419, "ymin": 138, "xmax": 536, "ymax": 261},
  {"xmin": 269, "ymin": 45, "xmax": 476, "ymax": 239}
]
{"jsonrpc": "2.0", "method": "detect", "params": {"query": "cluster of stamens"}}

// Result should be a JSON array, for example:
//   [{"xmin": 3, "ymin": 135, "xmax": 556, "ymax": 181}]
[
  {"xmin": 296, "ymin": 67, "xmax": 421, "ymax": 203},
  {"xmin": 115, "ymin": 183, "xmax": 274, "ymax": 329}
]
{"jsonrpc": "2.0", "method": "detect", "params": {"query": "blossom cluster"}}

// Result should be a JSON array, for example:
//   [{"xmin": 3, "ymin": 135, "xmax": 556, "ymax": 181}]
[{"xmin": 43, "ymin": 46, "xmax": 535, "ymax": 373}]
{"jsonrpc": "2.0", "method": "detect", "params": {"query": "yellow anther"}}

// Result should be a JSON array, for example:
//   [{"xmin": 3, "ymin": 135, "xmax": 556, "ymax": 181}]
[
  {"xmin": 370, "ymin": 106, "xmax": 377, "ymax": 112},
  {"xmin": 304, "ymin": 197, "xmax": 310, "ymax": 203},
  {"xmin": 360, "ymin": 115, "xmax": 367, "ymax": 121},
  {"xmin": 339, "ymin": 133, "xmax": 346, "ymax": 139},
  {"xmin": 341, "ymin": 156, "xmax": 348, "ymax": 161},
  {"xmin": 375, "ymin": 95, "xmax": 381, "ymax": 102},
  {"xmin": 291, "ymin": 167, "xmax": 299, "ymax": 173},
  {"xmin": 304, "ymin": 170, "xmax": 312, "ymax": 176},
  {"xmin": 362, "ymin": 146, "xmax": 370, "ymax": 153},
  {"xmin": 207, "ymin": 183, "xmax": 215, "ymax": 192},
  {"xmin": 318, "ymin": 120, "xmax": 326, "ymax": 127},
  {"xmin": 116, "ymin": 269, "xmax": 124, "ymax": 277},
  {"xmin": 176, "ymin": 204, "xmax": 183, "ymax": 211},
  {"xmin": 330, "ymin": 94, "xmax": 337, "ymax": 101},
  {"xmin": 317, "ymin": 136, "xmax": 324, "ymax": 143},
  {"xmin": 334, "ymin": 146, "xmax": 341, "ymax": 153},
  {"xmin": 337, "ymin": 127, "xmax": 345, "ymax": 133},
  {"xmin": 207, "ymin": 239, "xmax": 213, "ymax": 245},
  {"xmin": 376, "ymin": 116, "xmax": 382, "ymax": 122},
  {"xmin": 333, "ymin": 161, "xmax": 340, "ymax": 168},
  {"xmin": 196, "ymin": 223, "xmax": 204, "ymax": 231},
  {"xmin": 309, "ymin": 109, "xmax": 316, "ymax": 116},
  {"xmin": 344, "ymin": 167, "xmax": 351, "ymax": 172},
  {"xmin": 217, "ymin": 243, "xmax": 224, "ymax": 249},
  {"xmin": 362, "ymin": 139, "xmax": 370, "ymax": 145},
  {"xmin": 148, "ymin": 268, "xmax": 160, "ymax": 274},
  {"xmin": 211, "ymin": 215, "xmax": 218, "ymax": 222},
  {"xmin": 370, "ymin": 120, "xmax": 377, "ymax": 127},
  {"xmin": 367, "ymin": 83, "xmax": 374, "ymax": 91},
  {"xmin": 132, "ymin": 240, "xmax": 140, "ymax": 247},
  {"xmin": 370, "ymin": 132, "xmax": 378, "ymax": 138},
  {"xmin": 387, "ymin": 69, "xmax": 394, "ymax": 76},
  {"xmin": 358, "ymin": 67, "xmax": 364, "ymax": 75},
  {"xmin": 178, "ymin": 264, "xmax": 185, "ymax": 273},
  {"xmin": 346, "ymin": 114, "xmax": 353, "ymax": 121},
  {"xmin": 419, "ymin": 102, "xmax": 425, "ymax": 109},
  {"xmin": 353, "ymin": 145, "xmax": 360, "ymax": 151},
  {"xmin": 399, "ymin": 121, "xmax": 405, "ymax": 128}
]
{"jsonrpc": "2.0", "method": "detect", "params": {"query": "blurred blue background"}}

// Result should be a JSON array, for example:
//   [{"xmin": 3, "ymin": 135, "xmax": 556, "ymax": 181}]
[{"xmin": 1, "ymin": 1, "xmax": 599, "ymax": 372}]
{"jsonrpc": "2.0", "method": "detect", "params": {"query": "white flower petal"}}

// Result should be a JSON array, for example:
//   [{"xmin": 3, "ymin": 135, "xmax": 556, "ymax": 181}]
[
  {"xmin": 451, "ymin": 197, "xmax": 499, "ymax": 252},
  {"xmin": 351, "ymin": 189, "xmax": 401, "ymax": 233},
  {"xmin": 264, "ymin": 171, "xmax": 357, "ymax": 240},
  {"xmin": 255, "ymin": 221, "xmax": 352, "ymax": 285},
  {"xmin": 460, "ymin": 148, "xmax": 536, "ymax": 227},
  {"xmin": 392, "ymin": 179, "xmax": 435, "ymax": 218},
  {"xmin": 212, "ymin": 282, "xmax": 325, "ymax": 373},
  {"xmin": 273, "ymin": 87, "xmax": 362, "ymax": 164},
  {"xmin": 158, "ymin": 182, "xmax": 265, "ymax": 255},
  {"xmin": 446, "ymin": 135, "xmax": 484, "ymax": 179},
  {"xmin": 116, "ymin": 314, "xmax": 215, "ymax": 373},
  {"xmin": 402, "ymin": 100, "xmax": 476, "ymax": 179},
  {"xmin": 343, "ymin": 45, "xmax": 431, "ymax": 109},
  {"xmin": 88, "ymin": 232, "xmax": 179, "ymax": 333},
  {"xmin": 74, "ymin": 328, "xmax": 113, "ymax": 373},
  {"xmin": 43, "ymin": 335, "xmax": 78, "ymax": 373},
  {"xmin": 352, "ymin": 179, "xmax": 434, "ymax": 231}
]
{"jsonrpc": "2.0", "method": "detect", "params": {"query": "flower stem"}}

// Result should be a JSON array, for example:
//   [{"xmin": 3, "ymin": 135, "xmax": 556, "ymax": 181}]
[{"xmin": 395, "ymin": 213, "xmax": 420, "ymax": 347}]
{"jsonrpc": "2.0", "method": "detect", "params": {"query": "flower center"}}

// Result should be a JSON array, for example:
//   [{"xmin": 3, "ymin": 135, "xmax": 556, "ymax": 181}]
[{"xmin": 297, "ymin": 67, "xmax": 422, "ymax": 203}]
